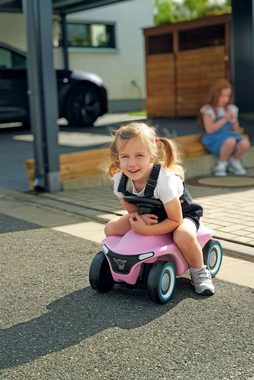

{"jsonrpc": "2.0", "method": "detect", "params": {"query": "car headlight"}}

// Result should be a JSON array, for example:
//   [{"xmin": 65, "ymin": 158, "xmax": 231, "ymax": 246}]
[{"xmin": 138, "ymin": 252, "xmax": 154, "ymax": 260}]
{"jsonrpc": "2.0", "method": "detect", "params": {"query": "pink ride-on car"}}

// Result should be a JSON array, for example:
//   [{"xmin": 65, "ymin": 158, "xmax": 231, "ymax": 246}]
[{"xmin": 89, "ymin": 197, "xmax": 223, "ymax": 304}]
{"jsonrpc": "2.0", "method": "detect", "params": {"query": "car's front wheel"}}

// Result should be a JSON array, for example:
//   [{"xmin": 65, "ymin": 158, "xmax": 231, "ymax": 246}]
[
  {"xmin": 66, "ymin": 83, "xmax": 102, "ymax": 127},
  {"xmin": 89, "ymin": 252, "xmax": 114, "ymax": 293},
  {"xmin": 147, "ymin": 261, "xmax": 176, "ymax": 304}
]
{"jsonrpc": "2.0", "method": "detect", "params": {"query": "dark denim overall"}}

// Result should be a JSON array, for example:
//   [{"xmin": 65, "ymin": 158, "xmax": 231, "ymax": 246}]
[{"xmin": 118, "ymin": 164, "xmax": 203, "ymax": 229}]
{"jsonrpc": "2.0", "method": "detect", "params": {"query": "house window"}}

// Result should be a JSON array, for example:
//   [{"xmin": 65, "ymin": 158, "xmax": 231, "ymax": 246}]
[{"xmin": 65, "ymin": 22, "xmax": 116, "ymax": 48}]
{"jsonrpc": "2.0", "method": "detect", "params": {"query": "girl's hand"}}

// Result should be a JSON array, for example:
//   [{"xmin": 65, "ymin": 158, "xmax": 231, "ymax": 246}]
[
  {"xmin": 129, "ymin": 213, "xmax": 149, "ymax": 235},
  {"xmin": 129, "ymin": 212, "xmax": 137, "ymax": 219},
  {"xmin": 140, "ymin": 214, "xmax": 158, "ymax": 225},
  {"xmin": 225, "ymin": 111, "xmax": 237, "ymax": 123}
]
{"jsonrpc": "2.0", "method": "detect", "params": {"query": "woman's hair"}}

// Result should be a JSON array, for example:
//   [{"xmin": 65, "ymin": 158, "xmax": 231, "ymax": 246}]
[
  {"xmin": 108, "ymin": 122, "xmax": 184, "ymax": 179},
  {"xmin": 207, "ymin": 78, "xmax": 232, "ymax": 108}
]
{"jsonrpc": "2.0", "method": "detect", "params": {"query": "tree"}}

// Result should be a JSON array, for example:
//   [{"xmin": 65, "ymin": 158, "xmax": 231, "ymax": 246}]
[{"xmin": 154, "ymin": 0, "xmax": 231, "ymax": 25}]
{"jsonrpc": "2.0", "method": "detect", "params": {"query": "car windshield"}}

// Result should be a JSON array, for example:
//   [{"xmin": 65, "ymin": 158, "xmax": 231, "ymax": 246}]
[{"xmin": 0, "ymin": 47, "xmax": 26, "ymax": 69}]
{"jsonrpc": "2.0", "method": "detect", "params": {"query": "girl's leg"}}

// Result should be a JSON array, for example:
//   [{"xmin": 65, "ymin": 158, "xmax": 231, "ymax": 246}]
[
  {"xmin": 173, "ymin": 219, "xmax": 203, "ymax": 268},
  {"xmin": 214, "ymin": 138, "xmax": 237, "ymax": 176},
  {"xmin": 219, "ymin": 137, "xmax": 237, "ymax": 161},
  {"xmin": 232, "ymin": 138, "xmax": 251, "ymax": 159},
  {"xmin": 173, "ymin": 219, "xmax": 214, "ymax": 295},
  {"xmin": 228, "ymin": 138, "xmax": 250, "ymax": 175},
  {"xmin": 104, "ymin": 214, "xmax": 131, "ymax": 237}
]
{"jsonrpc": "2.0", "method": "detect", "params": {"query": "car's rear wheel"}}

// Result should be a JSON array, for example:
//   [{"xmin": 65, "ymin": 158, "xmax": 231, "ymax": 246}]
[
  {"xmin": 66, "ymin": 83, "xmax": 102, "ymax": 127},
  {"xmin": 202, "ymin": 239, "xmax": 223, "ymax": 277}
]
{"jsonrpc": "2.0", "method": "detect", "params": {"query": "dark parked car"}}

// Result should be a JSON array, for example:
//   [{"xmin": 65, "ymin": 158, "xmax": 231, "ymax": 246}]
[{"xmin": 0, "ymin": 42, "xmax": 108, "ymax": 127}]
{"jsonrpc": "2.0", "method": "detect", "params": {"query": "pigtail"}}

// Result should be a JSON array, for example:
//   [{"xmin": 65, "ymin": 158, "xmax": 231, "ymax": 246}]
[
  {"xmin": 108, "ymin": 140, "xmax": 120, "ymax": 177},
  {"xmin": 156, "ymin": 137, "xmax": 185, "ymax": 180}
]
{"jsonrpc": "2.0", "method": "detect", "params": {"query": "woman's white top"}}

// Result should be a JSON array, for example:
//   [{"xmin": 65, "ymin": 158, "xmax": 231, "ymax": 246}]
[
  {"xmin": 200, "ymin": 104, "xmax": 239, "ymax": 121},
  {"xmin": 113, "ymin": 166, "xmax": 184, "ymax": 205}
]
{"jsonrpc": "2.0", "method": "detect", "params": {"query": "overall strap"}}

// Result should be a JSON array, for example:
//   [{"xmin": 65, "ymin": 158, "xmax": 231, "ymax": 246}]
[
  {"xmin": 117, "ymin": 164, "xmax": 161, "ymax": 197},
  {"xmin": 117, "ymin": 172, "xmax": 128, "ymax": 193},
  {"xmin": 144, "ymin": 164, "xmax": 161, "ymax": 197}
]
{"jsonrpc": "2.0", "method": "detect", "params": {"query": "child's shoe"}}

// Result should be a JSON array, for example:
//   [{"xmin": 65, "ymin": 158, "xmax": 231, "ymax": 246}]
[
  {"xmin": 189, "ymin": 266, "xmax": 215, "ymax": 295},
  {"xmin": 228, "ymin": 157, "xmax": 246, "ymax": 175},
  {"xmin": 214, "ymin": 160, "xmax": 228, "ymax": 176}
]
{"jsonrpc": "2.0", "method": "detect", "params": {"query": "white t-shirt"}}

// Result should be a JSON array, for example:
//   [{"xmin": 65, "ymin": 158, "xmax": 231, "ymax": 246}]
[
  {"xmin": 200, "ymin": 104, "xmax": 239, "ymax": 121},
  {"xmin": 113, "ymin": 166, "xmax": 184, "ymax": 205}
]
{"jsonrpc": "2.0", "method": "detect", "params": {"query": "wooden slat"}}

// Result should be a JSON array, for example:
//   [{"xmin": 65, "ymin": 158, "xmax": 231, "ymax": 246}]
[
  {"xmin": 176, "ymin": 46, "xmax": 226, "ymax": 116},
  {"xmin": 59, "ymin": 148, "xmax": 109, "ymax": 163},
  {"xmin": 146, "ymin": 54, "xmax": 176, "ymax": 117},
  {"xmin": 146, "ymin": 98, "xmax": 175, "ymax": 117},
  {"xmin": 24, "ymin": 148, "xmax": 110, "ymax": 184}
]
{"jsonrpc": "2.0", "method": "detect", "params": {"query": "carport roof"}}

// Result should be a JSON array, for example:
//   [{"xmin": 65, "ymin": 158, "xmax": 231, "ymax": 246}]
[{"xmin": 0, "ymin": 0, "xmax": 131, "ymax": 14}]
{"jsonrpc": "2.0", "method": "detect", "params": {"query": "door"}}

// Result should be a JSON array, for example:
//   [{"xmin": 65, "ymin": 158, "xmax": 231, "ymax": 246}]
[{"xmin": 0, "ymin": 45, "xmax": 28, "ymax": 122}]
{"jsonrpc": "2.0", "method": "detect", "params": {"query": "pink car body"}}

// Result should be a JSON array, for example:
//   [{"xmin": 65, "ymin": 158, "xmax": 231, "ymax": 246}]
[{"xmin": 101, "ymin": 224, "xmax": 213, "ymax": 286}]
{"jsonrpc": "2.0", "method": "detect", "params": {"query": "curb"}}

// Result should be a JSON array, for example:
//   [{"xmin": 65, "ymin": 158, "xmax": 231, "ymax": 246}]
[{"xmin": 217, "ymin": 239, "xmax": 254, "ymax": 263}]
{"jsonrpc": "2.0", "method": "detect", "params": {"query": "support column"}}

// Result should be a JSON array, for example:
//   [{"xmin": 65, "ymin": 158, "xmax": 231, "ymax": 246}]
[
  {"xmin": 22, "ymin": 0, "xmax": 61, "ymax": 192},
  {"xmin": 61, "ymin": 13, "xmax": 69, "ymax": 70},
  {"xmin": 231, "ymin": 0, "xmax": 254, "ymax": 113}
]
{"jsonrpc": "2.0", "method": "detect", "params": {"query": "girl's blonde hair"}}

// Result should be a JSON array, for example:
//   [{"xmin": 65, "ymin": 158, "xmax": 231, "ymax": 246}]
[
  {"xmin": 207, "ymin": 78, "xmax": 233, "ymax": 108},
  {"xmin": 108, "ymin": 122, "xmax": 184, "ymax": 179}
]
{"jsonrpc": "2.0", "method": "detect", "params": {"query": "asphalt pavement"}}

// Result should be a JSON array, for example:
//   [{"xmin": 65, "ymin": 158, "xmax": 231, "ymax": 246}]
[{"xmin": 0, "ymin": 196, "xmax": 254, "ymax": 380}]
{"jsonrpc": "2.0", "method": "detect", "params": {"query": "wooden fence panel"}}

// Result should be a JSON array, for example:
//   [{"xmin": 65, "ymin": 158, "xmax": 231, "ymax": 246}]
[
  {"xmin": 176, "ymin": 46, "xmax": 226, "ymax": 116},
  {"xmin": 146, "ymin": 54, "xmax": 176, "ymax": 117}
]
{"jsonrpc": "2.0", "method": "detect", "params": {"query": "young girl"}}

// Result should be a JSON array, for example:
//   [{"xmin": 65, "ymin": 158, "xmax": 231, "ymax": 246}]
[
  {"xmin": 105, "ymin": 122, "xmax": 214, "ymax": 295},
  {"xmin": 200, "ymin": 79, "xmax": 250, "ymax": 177}
]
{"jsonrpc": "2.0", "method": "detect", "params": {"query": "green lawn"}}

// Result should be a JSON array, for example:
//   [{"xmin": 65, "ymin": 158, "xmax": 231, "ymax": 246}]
[{"xmin": 128, "ymin": 110, "xmax": 147, "ymax": 117}]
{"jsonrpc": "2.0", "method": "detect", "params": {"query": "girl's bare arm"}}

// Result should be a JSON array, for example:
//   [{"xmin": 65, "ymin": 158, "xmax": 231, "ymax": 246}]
[
  {"xmin": 202, "ymin": 113, "xmax": 232, "ymax": 133},
  {"xmin": 119, "ymin": 198, "xmax": 138, "ymax": 214},
  {"xmin": 129, "ymin": 197, "xmax": 182, "ymax": 235}
]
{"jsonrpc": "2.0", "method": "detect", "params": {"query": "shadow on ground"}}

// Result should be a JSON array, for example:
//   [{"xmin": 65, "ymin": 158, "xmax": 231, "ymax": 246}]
[{"xmin": 1, "ymin": 278, "xmax": 192, "ymax": 368}]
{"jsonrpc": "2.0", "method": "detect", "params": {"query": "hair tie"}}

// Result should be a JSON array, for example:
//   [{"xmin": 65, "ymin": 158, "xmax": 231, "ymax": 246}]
[{"xmin": 155, "ymin": 137, "xmax": 160, "ymax": 142}]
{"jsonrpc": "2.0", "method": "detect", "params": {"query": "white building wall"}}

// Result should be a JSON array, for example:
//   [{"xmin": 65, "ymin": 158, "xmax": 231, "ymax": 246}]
[
  {"xmin": 0, "ymin": 13, "xmax": 61, "ymax": 60},
  {"xmin": 65, "ymin": 0, "xmax": 154, "ymax": 110},
  {"xmin": 0, "ymin": 13, "xmax": 26, "ymax": 50}
]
